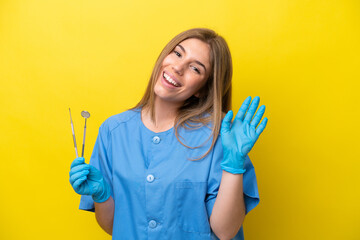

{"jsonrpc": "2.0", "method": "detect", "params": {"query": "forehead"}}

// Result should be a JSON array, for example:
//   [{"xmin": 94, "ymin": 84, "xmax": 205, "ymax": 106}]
[{"xmin": 178, "ymin": 38, "xmax": 211, "ymax": 67}]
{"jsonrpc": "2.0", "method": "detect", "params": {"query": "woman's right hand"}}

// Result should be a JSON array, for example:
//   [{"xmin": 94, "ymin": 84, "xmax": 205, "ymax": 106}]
[{"xmin": 69, "ymin": 157, "xmax": 111, "ymax": 203}]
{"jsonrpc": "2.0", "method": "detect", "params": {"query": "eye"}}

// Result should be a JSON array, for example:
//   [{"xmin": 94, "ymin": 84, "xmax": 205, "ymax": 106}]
[
  {"xmin": 191, "ymin": 66, "xmax": 201, "ymax": 74},
  {"xmin": 174, "ymin": 50, "xmax": 181, "ymax": 57}
]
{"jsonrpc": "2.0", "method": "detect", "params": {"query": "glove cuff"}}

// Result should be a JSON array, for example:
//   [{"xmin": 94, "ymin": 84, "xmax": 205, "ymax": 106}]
[
  {"xmin": 92, "ymin": 180, "xmax": 112, "ymax": 203},
  {"xmin": 221, "ymin": 151, "xmax": 247, "ymax": 174},
  {"xmin": 221, "ymin": 163, "xmax": 246, "ymax": 174}
]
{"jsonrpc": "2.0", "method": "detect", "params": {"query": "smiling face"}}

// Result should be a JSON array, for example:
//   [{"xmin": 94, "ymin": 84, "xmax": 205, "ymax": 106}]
[{"xmin": 154, "ymin": 38, "xmax": 211, "ymax": 106}]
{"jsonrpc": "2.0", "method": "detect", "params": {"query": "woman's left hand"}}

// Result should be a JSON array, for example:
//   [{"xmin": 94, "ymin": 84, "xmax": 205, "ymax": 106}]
[{"xmin": 220, "ymin": 96, "xmax": 268, "ymax": 174}]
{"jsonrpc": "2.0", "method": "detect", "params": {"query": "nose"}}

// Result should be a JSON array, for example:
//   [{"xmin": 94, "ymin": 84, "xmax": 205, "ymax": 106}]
[{"xmin": 172, "ymin": 61, "xmax": 184, "ymax": 76}]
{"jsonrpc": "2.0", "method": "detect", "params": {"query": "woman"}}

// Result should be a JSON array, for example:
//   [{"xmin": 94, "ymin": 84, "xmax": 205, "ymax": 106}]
[{"xmin": 69, "ymin": 28, "xmax": 268, "ymax": 240}]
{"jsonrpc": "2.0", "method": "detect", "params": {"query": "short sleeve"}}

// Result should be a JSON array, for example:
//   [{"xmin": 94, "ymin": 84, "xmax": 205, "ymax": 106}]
[
  {"xmin": 242, "ymin": 155, "xmax": 260, "ymax": 214},
  {"xmin": 79, "ymin": 122, "xmax": 113, "ymax": 212},
  {"xmin": 205, "ymin": 138, "xmax": 223, "ymax": 218}
]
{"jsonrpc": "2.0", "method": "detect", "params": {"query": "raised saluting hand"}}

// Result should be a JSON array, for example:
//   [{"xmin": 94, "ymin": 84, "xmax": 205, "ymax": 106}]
[{"xmin": 220, "ymin": 96, "xmax": 268, "ymax": 174}]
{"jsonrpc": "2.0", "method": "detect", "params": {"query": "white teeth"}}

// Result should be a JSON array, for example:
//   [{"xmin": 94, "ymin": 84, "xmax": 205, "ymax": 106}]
[{"xmin": 163, "ymin": 72, "xmax": 179, "ymax": 87}]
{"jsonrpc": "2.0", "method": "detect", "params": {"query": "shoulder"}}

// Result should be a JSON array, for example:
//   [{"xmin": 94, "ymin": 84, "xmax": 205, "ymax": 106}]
[
  {"xmin": 99, "ymin": 108, "xmax": 140, "ymax": 133},
  {"xmin": 183, "ymin": 112, "xmax": 214, "ymax": 138},
  {"xmin": 178, "ymin": 119, "xmax": 216, "ymax": 148}
]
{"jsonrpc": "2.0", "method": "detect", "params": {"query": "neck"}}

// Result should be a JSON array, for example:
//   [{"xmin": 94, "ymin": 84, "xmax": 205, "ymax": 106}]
[{"xmin": 141, "ymin": 97, "xmax": 182, "ymax": 133}]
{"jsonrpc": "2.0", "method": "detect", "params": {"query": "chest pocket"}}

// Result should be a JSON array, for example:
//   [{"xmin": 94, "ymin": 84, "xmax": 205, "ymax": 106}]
[{"xmin": 175, "ymin": 182, "xmax": 210, "ymax": 234}]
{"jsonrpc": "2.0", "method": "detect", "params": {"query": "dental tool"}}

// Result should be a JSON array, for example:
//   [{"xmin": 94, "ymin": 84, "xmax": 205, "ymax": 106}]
[{"xmin": 80, "ymin": 111, "xmax": 90, "ymax": 157}]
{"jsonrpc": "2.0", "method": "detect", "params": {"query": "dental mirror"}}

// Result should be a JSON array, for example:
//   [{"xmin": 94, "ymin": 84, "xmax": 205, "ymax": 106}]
[
  {"xmin": 81, "ymin": 111, "xmax": 90, "ymax": 157},
  {"xmin": 81, "ymin": 111, "xmax": 90, "ymax": 119}
]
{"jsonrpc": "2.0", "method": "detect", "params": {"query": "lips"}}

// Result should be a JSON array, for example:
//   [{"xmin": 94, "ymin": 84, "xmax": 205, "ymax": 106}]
[{"xmin": 162, "ymin": 71, "xmax": 181, "ymax": 87}]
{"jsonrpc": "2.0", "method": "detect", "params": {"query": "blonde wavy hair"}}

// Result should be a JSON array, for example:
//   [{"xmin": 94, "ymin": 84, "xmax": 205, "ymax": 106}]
[{"xmin": 134, "ymin": 28, "xmax": 232, "ymax": 159}]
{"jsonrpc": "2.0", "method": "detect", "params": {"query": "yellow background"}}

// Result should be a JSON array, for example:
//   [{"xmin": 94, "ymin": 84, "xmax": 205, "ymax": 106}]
[{"xmin": 0, "ymin": 0, "xmax": 359, "ymax": 239}]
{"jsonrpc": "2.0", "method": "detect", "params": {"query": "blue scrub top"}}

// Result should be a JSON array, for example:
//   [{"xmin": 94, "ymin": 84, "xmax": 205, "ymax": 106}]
[{"xmin": 79, "ymin": 109, "xmax": 260, "ymax": 240}]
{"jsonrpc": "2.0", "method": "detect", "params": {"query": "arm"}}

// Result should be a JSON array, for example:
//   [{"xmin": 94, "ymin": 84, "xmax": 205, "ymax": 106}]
[
  {"xmin": 70, "ymin": 157, "xmax": 113, "ymax": 235},
  {"xmin": 94, "ymin": 196, "xmax": 115, "ymax": 235},
  {"xmin": 212, "ymin": 96, "xmax": 267, "ymax": 239},
  {"xmin": 210, "ymin": 171, "xmax": 245, "ymax": 240}
]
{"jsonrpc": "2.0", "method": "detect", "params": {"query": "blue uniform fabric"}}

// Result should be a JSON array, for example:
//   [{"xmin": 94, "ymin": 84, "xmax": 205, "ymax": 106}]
[{"xmin": 79, "ymin": 109, "xmax": 260, "ymax": 240}]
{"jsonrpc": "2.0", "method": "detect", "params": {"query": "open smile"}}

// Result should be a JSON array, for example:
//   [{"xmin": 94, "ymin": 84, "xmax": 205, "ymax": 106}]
[{"xmin": 163, "ymin": 71, "xmax": 181, "ymax": 87}]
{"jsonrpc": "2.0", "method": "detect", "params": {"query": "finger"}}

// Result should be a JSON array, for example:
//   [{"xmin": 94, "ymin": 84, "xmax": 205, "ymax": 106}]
[
  {"xmin": 250, "ymin": 105, "xmax": 266, "ymax": 128},
  {"xmin": 69, "ymin": 163, "xmax": 90, "ymax": 176},
  {"xmin": 70, "ymin": 170, "xmax": 90, "ymax": 185},
  {"xmin": 221, "ymin": 110, "xmax": 233, "ymax": 134},
  {"xmin": 235, "ymin": 96, "xmax": 251, "ymax": 121},
  {"xmin": 256, "ymin": 117, "xmax": 268, "ymax": 136},
  {"xmin": 244, "ymin": 96, "xmax": 260, "ymax": 123},
  {"xmin": 70, "ymin": 157, "xmax": 85, "ymax": 169},
  {"xmin": 72, "ymin": 176, "xmax": 87, "ymax": 192}
]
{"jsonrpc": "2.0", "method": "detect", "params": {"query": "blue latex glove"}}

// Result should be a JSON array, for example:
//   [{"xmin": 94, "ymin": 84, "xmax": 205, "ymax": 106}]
[
  {"xmin": 69, "ymin": 157, "xmax": 111, "ymax": 203},
  {"xmin": 220, "ymin": 96, "xmax": 268, "ymax": 174}
]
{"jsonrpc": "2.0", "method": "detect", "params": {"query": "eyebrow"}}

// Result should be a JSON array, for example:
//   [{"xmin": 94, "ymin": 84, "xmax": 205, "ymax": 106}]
[{"xmin": 177, "ymin": 44, "xmax": 207, "ymax": 72}]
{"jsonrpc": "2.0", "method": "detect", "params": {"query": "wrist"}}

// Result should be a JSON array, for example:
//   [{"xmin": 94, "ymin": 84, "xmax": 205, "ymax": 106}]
[
  {"xmin": 221, "ymin": 150, "xmax": 247, "ymax": 174},
  {"xmin": 92, "ymin": 180, "xmax": 112, "ymax": 203}
]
